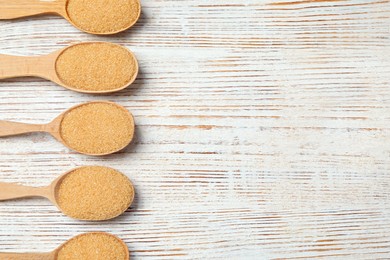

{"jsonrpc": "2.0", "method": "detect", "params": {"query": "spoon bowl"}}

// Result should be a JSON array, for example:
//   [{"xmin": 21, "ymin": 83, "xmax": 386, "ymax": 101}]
[
  {"xmin": 64, "ymin": 0, "xmax": 141, "ymax": 35},
  {"xmin": 54, "ymin": 101, "xmax": 135, "ymax": 155},
  {"xmin": 52, "ymin": 166, "xmax": 135, "ymax": 220},
  {"xmin": 0, "ymin": 42, "xmax": 138, "ymax": 93},
  {"xmin": 0, "ymin": 232, "xmax": 130, "ymax": 260},
  {"xmin": 0, "ymin": 101, "xmax": 135, "ymax": 155},
  {"xmin": 0, "ymin": 166, "xmax": 135, "ymax": 221},
  {"xmin": 0, "ymin": 0, "xmax": 141, "ymax": 35},
  {"xmin": 55, "ymin": 232, "xmax": 130, "ymax": 260}
]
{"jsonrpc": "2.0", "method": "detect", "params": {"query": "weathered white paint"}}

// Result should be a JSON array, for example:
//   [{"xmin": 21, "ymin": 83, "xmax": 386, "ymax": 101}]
[{"xmin": 0, "ymin": 0, "xmax": 389, "ymax": 259}]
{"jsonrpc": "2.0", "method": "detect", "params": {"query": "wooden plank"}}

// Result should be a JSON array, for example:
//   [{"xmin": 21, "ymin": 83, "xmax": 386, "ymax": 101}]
[{"xmin": 0, "ymin": 0, "xmax": 389, "ymax": 258}]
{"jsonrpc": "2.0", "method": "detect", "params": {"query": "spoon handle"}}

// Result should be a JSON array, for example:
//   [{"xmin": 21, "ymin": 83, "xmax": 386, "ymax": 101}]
[
  {"xmin": 0, "ymin": 54, "xmax": 49, "ymax": 79},
  {"xmin": 0, "ymin": 183, "xmax": 46, "ymax": 201},
  {"xmin": 0, "ymin": 120, "xmax": 46, "ymax": 137},
  {"xmin": 0, "ymin": 0, "xmax": 65, "ymax": 19},
  {"xmin": 0, "ymin": 252, "xmax": 54, "ymax": 260}
]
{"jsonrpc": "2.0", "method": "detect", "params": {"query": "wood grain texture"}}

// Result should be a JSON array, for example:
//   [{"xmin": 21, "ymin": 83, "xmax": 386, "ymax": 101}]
[{"xmin": 0, "ymin": 0, "xmax": 389, "ymax": 259}]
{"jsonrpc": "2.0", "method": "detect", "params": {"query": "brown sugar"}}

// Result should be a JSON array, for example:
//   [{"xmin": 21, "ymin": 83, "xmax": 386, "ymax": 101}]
[
  {"xmin": 60, "ymin": 102, "xmax": 134, "ymax": 155},
  {"xmin": 56, "ymin": 166, "xmax": 134, "ymax": 220},
  {"xmin": 66, "ymin": 0, "xmax": 140, "ymax": 34},
  {"xmin": 55, "ymin": 43, "xmax": 137, "ymax": 92},
  {"xmin": 57, "ymin": 232, "xmax": 128, "ymax": 260}
]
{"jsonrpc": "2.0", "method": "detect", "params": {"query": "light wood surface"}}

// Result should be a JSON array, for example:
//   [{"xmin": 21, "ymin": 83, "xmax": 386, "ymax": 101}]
[{"xmin": 0, "ymin": 0, "xmax": 389, "ymax": 259}]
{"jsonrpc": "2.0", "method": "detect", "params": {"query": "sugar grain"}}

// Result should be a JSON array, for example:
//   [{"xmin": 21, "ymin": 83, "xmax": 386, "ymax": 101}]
[
  {"xmin": 60, "ymin": 102, "xmax": 134, "ymax": 155},
  {"xmin": 66, "ymin": 0, "xmax": 140, "ymax": 34},
  {"xmin": 56, "ymin": 43, "xmax": 137, "ymax": 92},
  {"xmin": 57, "ymin": 233, "xmax": 128, "ymax": 260},
  {"xmin": 56, "ymin": 166, "xmax": 134, "ymax": 220}
]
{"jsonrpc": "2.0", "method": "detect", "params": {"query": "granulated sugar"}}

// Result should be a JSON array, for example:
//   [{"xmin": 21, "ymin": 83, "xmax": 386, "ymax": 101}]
[
  {"xmin": 66, "ymin": 0, "xmax": 140, "ymax": 34},
  {"xmin": 56, "ymin": 43, "xmax": 137, "ymax": 92},
  {"xmin": 56, "ymin": 166, "xmax": 134, "ymax": 220},
  {"xmin": 57, "ymin": 233, "xmax": 128, "ymax": 260},
  {"xmin": 60, "ymin": 102, "xmax": 134, "ymax": 155}
]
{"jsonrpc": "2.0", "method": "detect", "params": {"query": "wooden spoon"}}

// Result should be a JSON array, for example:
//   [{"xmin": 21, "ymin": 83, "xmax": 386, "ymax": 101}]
[
  {"xmin": 0, "ymin": 42, "xmax": 138, "ymax": 94},
  {"xmin": 0, "ymin": 0, "xmax": 141, "ymax": 35},
  {"xmin": 0, "ymin": 101, "xmax": 135, "ymax": 156},
  {"xmin": 0, "ymin": 232, "xmax": 130, "ymax": 259},
  {"xmin": 0, "ymin": 166, "xmax": 135, "ymax": 221}
]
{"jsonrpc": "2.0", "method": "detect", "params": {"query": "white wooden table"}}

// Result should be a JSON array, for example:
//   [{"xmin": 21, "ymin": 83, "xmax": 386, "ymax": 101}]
[{"xmin": 0, "ymin": 0, "xmax": 389, "ymax": 259}]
